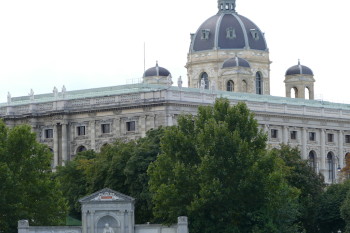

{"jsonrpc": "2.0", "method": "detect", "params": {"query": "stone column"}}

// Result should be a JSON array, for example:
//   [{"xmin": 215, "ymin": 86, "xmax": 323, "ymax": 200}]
[
  {"xmin": 302, "ymin": 127, "xmax": 307, "ymax": 160},
  {"xmin": 149, "ymin": 115, "xmax": 155, "ymax": 130},
  {"xmin": 177, "ymin": 217, "xmax": 188, "ymax": 233},
  {"xmin": 283, "ymin": 126, "xmax": 288, "ymax": 144},
  {"xmin": 320, "ymin": 129, "xmax": 326, "ymax": 173},
  {"xmin": 339, "ymin": 130, "xmax": 344, "ymax": 169},
  {"xmin": 90, "ymin": 210, "xmax": 95, "ymax": 233},
  {"xmin": 167, "ymin": 114, "xmax": 174, "ymax": 126},
  {"xmin": 53, "ymin": 124, "xmax": 58, "ymax": 169},
  {"xmin": 114, "ymin": 118, "xmax": 121, "ymax": 137},
  {"xmin": 82, "ymin": 211, "xmax": 87, "ymax": 233},
  {"xmin": 120, "ymin": 211, "xmax": 125, "ymax": 233},
  {"xmin": 18, "ymin": 220, "xmax": 29, "ymax": 233},
  {"xmin": 61, "ymin": 123, "xmax": 68, "ymax": 165},
  {"xmin": 128, "ymin": 211, "xmax": 134, "ymax": 233},
  {"xmin": 140, "ymin": 116, "xmax": 146, "ymax": 137},
  {"xmin": 90, "ymin": 121, "xmax": 96, "ymax": 150},
  {"xmin": 264, "ymin": 124, "xmax": 269, "ymax": 134}
]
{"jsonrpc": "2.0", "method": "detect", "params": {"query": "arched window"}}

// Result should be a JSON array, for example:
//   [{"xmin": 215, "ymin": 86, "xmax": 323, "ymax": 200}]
[
  {"xmin": 227, "ymin": 80, "xmax": 234, "ymax": 92},
  {"xmin": 305, "ymin": 87, "xmax": 310, "ymax": 99},
  {"xmin": 200, "ymin": 72, "xmax": 209, "ymax": 89},
  {"xmin": 309, "ymin": 151, "xmax": 317, "ymax": 172},
  {"xmin": 256, "ymin": 72, "xmax": 263, "ymax": 95},
  {"xmin": 327, "ymin": 152, "xmax": 335, "ymax": 183},
  {"xmin": 242, "ymin": 80, "xmax": 247, "ymax": 92},
  {"xmin": 77, "ymin": 145, "xmax": 87, "ymax": 153},
  {"xmin": 291, "ymin": 87, "xmax": 298, "ymax": 98}
]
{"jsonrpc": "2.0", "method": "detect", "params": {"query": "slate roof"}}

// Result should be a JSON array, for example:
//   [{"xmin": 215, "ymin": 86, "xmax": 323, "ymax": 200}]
[{"xmin": 191, "ymin": 13, "xmax": 267, "ymax": 52}]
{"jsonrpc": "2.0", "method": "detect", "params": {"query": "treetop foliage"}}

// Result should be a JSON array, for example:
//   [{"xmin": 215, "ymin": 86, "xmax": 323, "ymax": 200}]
[
  {"xmin": 148, "ymin": 99, "xmax": 300, "ymax": 233},
  {"xmin": 0, "ymin": 120, "xmax": 67, "ymax": 233}
]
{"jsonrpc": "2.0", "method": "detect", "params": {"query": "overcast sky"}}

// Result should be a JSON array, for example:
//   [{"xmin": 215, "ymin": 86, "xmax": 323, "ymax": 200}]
[{"xmin": 0, "ymin": 0, "xmax": 349, "ymax": 103}]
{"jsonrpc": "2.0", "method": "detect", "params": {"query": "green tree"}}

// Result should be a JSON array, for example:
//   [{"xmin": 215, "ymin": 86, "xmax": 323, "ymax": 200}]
[
  {"xmin": 55, "ymin": 150, "xmax": 96, "ymax": 220},
  {"xmin": 270, "ymin": 145, "xmax": 325, "ymax": 233},
  {"xmin": 56, "ymin": 127, "xmax": 164, "ymax": 224},
  {"xmin": 0, "ymin": 120, "xmax": 67, "ymax": 233},
  {"xmin": 317, "ymin": 181, "xmax": 350, "ymax": 233},
  {"xmin": 341, "ymin": 183, "xmax": 350, "ymax": 233},
  {"xmin": 148, "ymin": 99, "xmax": 300, "ymax": 233}
]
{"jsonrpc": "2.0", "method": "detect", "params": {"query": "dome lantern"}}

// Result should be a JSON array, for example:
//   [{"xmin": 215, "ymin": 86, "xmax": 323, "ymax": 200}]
[{"xmin": 218, "ymin": 0, "xmax": 236, "ymax": 13}]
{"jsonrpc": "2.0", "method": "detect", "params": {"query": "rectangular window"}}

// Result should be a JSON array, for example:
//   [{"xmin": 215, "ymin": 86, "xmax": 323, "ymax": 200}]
[
  {"xmin": 290, "ymin": 131, "xmax": 297, "ymax": 140},
  {"xmin": 309, "ymin": 132, "xmax": 316, "ymax": 141},
  {"xmin": 328, "ymin": 133, "xmax": 334, "ymax": 143},
  {"xmin": 101, "ymin": 124, "xmax": 111, "ymax": 134},
  {"xmin": 346, "ymin": 135, "xmax": 350, "ymax": 144},
  {"xmin": 126, "ymin": 121, "xmax": 136, "ymax": 132},
  {"xmin": 77, "ymin": 126, "xmax": 86, "ymax": 136},
  {"xmin": 271, "ymin": 129, "xmax": 278, "ymax": 139},
  {"xmin": 45, "ymin": 129, "xmax": 53, "ymax": 139}
]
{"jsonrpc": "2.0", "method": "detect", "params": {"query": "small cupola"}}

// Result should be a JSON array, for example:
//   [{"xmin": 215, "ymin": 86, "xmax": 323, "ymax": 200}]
[
  {"xmin": 284, "ymin": 60, "xmax": 315, "ymax": 100},
  {"xmin": 143, "ymin": 61, "xmax": 172, "ymax": 86}
]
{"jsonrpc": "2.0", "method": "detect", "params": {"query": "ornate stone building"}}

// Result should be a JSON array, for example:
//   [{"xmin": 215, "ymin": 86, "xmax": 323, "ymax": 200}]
[{"xmin": 1, "ymin": 0, "xmax": 349, "ymax": 184}]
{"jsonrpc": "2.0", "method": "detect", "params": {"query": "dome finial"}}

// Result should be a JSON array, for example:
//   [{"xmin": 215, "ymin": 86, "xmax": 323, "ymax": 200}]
[
  {"xmin": 218, "ymin": 0, "xmax": 236, "ymax": 13},
  {"xmin": 298, "ymin": 59, "xmax": 300, "ymax": 65}
]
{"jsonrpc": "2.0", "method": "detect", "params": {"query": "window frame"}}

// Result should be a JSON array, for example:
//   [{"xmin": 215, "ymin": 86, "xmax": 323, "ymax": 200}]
[
  {"xmin": 126, "ymin": 121, "xmax": 136, "ymax": 132},
  {"xmin": 290, "ymin": 130, "xmax": 297, "ymax": 140},
  {"xmin": 327, "ymin": 133, "xmax": 334, "ymax": 143},
  {"xmin": 45, "ymin": 129, "xmax": 53, "ymax": 139},
  {"xmin": 345, "ymin": 135, "xmax": 350, "ymax": 144},
  {"xmin": 271, "ymin": 129, "xmax": 278, "ymax": 139},
  {"xmin": 77, "ymin": 126, "xmax": 86, "ymax": 136},
  {"xmin": 101, "ymin": 123, "xmax": 111, "ymax": 134},
  {"xmin": 309, "ymin": 132, "xmax": 316, "ymax": 141}
]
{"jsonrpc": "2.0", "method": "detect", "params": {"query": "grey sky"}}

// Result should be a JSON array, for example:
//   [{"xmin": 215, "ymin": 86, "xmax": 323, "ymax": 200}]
[{"xmin": 0, "ymin": 0, "xmax": 349, "ymax": 103}]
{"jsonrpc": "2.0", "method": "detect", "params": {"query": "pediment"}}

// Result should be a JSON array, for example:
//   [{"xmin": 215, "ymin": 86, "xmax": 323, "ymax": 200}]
[{"xmin": 79, "ymin": 188, "xmax": 134, "ymax": 203}]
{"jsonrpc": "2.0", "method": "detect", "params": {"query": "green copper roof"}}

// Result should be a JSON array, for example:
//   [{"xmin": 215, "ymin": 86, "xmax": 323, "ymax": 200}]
[{"xmin": 1, "ymin": 83, "xmax": 350, "ymax": 111}]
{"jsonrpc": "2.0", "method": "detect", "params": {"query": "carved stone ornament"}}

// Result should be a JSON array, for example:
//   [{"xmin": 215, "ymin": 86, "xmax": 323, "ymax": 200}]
[{"xmin": 92, "ymin": 192, "xmax": 121, "ymax": 201}]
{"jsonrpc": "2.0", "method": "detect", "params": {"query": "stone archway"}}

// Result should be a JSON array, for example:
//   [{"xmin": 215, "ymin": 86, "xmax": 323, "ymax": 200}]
[{"xmin": 97, "ymin": 215, "xmax": 119, "ymax": 233}]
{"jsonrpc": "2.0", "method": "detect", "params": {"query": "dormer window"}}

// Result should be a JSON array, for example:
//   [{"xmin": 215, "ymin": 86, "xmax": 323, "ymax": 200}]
[
  {"xmin": 250, "ymin": 29, "xmax": 259, "ymax": 41},
  {"xmin": 226, "ymin": 28, "xmax": 236, "ymax": 39},
  {"xmin": 201, "ymin": 29, "xmax": 210, "ymax": 40}
]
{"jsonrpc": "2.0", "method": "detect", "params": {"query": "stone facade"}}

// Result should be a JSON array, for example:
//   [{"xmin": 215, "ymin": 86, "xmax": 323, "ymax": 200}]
[
  {"xmin": 2, "ymin": 84, "xmax": 350, "ymax": 184},
  {"xmin": 18, "ymin": 188, "xmax": 188, "ymax": 233}
]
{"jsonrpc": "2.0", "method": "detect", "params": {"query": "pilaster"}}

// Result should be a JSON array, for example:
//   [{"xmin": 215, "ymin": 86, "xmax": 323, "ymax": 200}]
[
  {"xmin": 320, "ymin": 129, "xmax": 326, "ymax": 173},
  {"xmin": 53, "ymin": 124, "xmax": 58, "ymax": 169},
  {"xmin": 302, "ymin": 127, "xmax": 307, "ymax": 160},
  {"xmin": 90, "ymin": 121, "xmax": 96, "ymax": 150},
  {"xmin": 62, "ymin": 123, "xmax": 68, "ymax": 165}
]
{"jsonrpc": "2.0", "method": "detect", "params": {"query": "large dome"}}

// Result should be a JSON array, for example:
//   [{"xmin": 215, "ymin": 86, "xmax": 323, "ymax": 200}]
[{"xmin": 190, "ymin": 0, "xmax": 267, "ymax": 52}]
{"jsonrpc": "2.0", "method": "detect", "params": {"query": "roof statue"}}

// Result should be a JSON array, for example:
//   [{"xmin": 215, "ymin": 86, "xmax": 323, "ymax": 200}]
[
  {"xmin": 62, "ymin": 85, "xmax": 66, "ymax": 98},
  {"xmin": 7, "ymin": 92, "xmax": 11, "ymax": 104},
  {"xmin": 200, "ymin": 78, "xmax": 206, "ymax": 90},
  {"xmin": 53, "ymin": 86, "xmax": 58, "ymax": 99},
  {"xmin": 29, "ymin": 89, "xmax": 34, "ymax": 100},
  {"xmin": 177, "ymin": 76, "xmax": 183, "ymax": 88},
  {"xmin": 211, "ymin": 80, "xmax": 217, "ymax": 91},
  {"xmin": 167, "ymin": 74, "xmax": 173, "ymax": 86}
]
